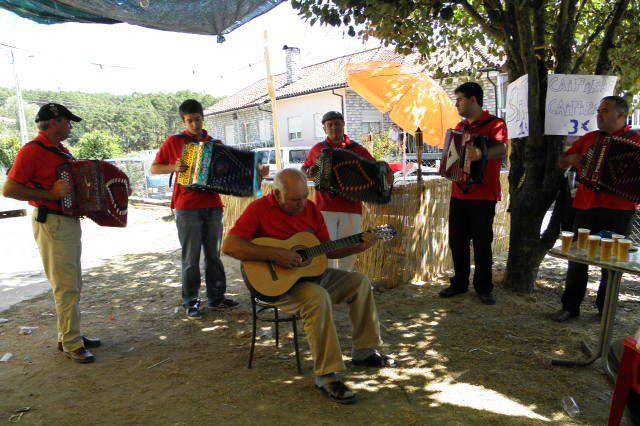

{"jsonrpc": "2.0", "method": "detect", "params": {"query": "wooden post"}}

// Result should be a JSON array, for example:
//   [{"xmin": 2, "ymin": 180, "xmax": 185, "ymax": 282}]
[
  {"xmin": 263, "ymin": 30, "xmax": 282, "ymax": 170},
  {"xmin": 415, "ymin": 127, "xmax": 423, "ymax": 182}
]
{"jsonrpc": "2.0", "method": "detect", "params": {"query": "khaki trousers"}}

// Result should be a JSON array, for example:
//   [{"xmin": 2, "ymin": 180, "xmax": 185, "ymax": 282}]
[
  {"xmin": 32, "ymin": 211, "xmax": 83, "ymax": 351},
  {"xmin": 274, "ymin": 268, "xmax": 382, "ymax": 376}
]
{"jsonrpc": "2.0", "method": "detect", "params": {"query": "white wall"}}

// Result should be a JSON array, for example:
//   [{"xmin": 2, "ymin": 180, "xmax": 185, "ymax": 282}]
[{"xmin": 275, "ymin": 89, "xmax": 345, "ymax": 147}]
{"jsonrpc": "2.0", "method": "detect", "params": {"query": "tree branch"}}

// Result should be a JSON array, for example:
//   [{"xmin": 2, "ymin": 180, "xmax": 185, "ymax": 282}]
[
  {"xmin": 595, "ymin": 0, "xmax": 630, "ymax": 75},
  {"xmin": 454, "ymin": 0, "xmax": 504, "ymax": 40},
  {"xmin": 571, "ymin": 12, "xmax": 611, "ymax": 73},
  {"xmin": 553, "ymin": 0, "xmax": 579, "ymax": 73}
]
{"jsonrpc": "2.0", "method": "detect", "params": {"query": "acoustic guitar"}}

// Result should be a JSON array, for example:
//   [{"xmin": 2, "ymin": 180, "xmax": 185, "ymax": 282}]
[{"xmin": 242, "ymin": 224, "xmax": 397, "ymax": 301}]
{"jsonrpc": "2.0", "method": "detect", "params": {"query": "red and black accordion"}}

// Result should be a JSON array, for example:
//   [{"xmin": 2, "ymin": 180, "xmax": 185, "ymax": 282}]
[
  {"xmin": 314, "ymin": 148, "xmax": 392, "ymax": 204},
  {"xmin": 57, "ymin": 160, "xmax": 131, "ymax": 227},
  {"xmin": 579, "ymin": 134, "xmax": 640, "ymax": 203},
  {"xmin": 439, "ymin": 129, "xmax": 489, "ymax": 192}
]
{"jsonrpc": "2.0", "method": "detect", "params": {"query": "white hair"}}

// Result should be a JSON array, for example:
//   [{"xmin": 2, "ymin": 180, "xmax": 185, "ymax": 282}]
[{"xmin": 273, "ymin": 168, "xmax": 306, "ymax": 196}]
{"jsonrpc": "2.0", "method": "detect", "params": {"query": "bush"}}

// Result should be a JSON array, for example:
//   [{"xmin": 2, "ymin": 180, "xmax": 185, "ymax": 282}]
[
  {"xmin": 73, "ymin": 130, "xmax": 123, "ymax": 159},
  {"xmin": 369, "ymin": 133, "xmax": 401, "ymax": 161},
  {"xmin": 0, "ymin": 136, "xmax": 22, "ymax": 169}
]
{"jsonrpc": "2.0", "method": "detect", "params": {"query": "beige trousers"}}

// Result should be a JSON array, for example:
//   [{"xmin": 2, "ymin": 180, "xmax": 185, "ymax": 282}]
[
  {"xmin": 321, "ymin": 212, "xmax": 362, "ymax": 271},
  {"xmin": 32, "ymin": 211, "xmax": 83, "ymax": 351},
  {"xmin": 274, "ymin": 268, "xmax": 382, "ymax": 376}
]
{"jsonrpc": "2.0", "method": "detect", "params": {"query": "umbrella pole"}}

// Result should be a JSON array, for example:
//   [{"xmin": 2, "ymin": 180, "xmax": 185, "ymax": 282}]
[{"xmin": 415, "ymin": 128, "xmax": 423, "ymax": 182}]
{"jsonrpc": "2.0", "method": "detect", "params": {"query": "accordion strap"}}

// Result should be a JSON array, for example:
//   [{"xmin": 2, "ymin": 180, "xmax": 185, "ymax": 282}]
[{"xmin": 26, "ymin": 140, "xmax": 76, "ymax": 161}]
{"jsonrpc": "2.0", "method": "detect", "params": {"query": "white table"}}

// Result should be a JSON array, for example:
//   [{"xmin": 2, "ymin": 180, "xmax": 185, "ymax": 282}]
[{"xmin": 548, "ymin": 243, "xmax": 640, "ymax": 379}]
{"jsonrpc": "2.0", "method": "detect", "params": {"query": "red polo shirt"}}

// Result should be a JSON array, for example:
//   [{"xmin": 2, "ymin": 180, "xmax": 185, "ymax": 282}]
[
  {"xmin": 8, "ymin": 132, "xmax": 73, "ymax": 211},
  {"xmin": 229, "ymin": 193, "xmax": 330, "ymax": 242},
  {"xmin": 451, "ymin": 111, "xmax": 508, "ymax": 201},
  {"xmin": 155, "ymin": 130, "xmax": 223, "ymax": 211},
  {"xmin": 568, "ymin": 125, "xmax": 639, "ymax": 211},
  {"xmin": 303, "ymin": 135, "xmax": 375, "ymax": 214}
]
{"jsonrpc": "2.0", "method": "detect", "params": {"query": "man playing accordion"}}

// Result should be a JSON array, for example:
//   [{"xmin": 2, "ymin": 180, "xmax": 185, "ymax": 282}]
[
  {"xmin": 2, "ymin": 103, "xmax": 101, "ymax": 363},
  {"xmin": 438, "ymin": 82, "xmax": 508, "ymax": 305},
  {"xmin": 553, "ymin": 96, "xmax": 639, "ymax": 322}
]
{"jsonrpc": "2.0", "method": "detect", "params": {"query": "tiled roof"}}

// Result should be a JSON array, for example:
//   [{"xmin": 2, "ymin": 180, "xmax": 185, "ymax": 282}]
[{"xmin": 205, "ymin": 46, "xmax": 503, "ymax": 116}]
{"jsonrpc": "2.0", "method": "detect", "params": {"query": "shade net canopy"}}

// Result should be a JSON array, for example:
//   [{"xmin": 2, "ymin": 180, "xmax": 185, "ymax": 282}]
[{"xmin": 0, "ymin": 0, "xmax": 283, "ymax": 35}]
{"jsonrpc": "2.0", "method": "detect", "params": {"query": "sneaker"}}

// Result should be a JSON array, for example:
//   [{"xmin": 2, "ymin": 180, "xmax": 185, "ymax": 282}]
[
  {"xmin": 186, "ymin": 300, "xmax": 203, "ymax": 320},
  {"xmin": 208, "ymin": 298, "xmax": 239, "ymax": 309},
  {"xmin": 63, "ymin": 347, "xmax": 95, "ymax": 363},
  {"xmin": 478, "ymin": 293, "xmax": 496, "ymax": 305}
]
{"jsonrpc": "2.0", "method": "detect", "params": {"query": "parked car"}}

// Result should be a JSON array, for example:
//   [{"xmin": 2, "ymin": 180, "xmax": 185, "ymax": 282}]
[{"xmin": 253, "ymin": 146, "xmax": 311, "ymax": 178}]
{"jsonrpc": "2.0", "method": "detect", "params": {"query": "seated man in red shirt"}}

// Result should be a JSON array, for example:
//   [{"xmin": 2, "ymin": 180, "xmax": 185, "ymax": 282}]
[
  {"xmin": 553, "ymin": 96, "xmax": 639, "ymax": 322},
  {"xmin": 222, "ymin": 169, "xmax": 395, "ymax": 404},
  {"xmin": 2, "ymin": 103, "xmax": 100, "ymax": 363}
]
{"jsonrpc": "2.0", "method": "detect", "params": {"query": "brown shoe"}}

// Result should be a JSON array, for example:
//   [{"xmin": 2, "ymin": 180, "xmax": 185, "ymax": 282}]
[
  {"xmin": 58, "ymin": 336, "xmax": 101, "ymax": 352},
  {"xmin": 63, "ymin": 347, "xmax": 95, "ymax": 363}
]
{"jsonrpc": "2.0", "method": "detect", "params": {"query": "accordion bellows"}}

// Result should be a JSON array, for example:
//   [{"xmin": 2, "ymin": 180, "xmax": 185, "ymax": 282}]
[
  {"xmin": 57, "ymin": 160, "xmax": 131, "ymax": 227},
  {"xmin": 314, "ymin": 148, "xmax": 392, "ymax": 204},
  {"xmin": 177, "ymin": 142, "xmax": 261, "ymax": 197},
  {"xmin": 579, "ymin": 135, "xmax": 640, "ymax": 203},
  {"xmin": 439, "ymin": 129, "xmax": 488, "ymax": 189}
]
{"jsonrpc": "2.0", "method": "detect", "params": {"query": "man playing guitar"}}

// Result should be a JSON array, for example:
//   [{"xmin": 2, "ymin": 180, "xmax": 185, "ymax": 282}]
[{"xmin": 222, "ymin": 169, "xmax": 395, "ymax": 404}]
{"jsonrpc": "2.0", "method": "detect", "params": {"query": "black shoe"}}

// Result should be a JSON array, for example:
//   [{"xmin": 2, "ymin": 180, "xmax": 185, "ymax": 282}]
[
  {"xmin": 58, "ymin": 336, "xmax": 101, "ymax": 352},
  {"xmin": 478, "ymin": 293, "xmax": 496, "ymax": 305},
  {"xmin": 63, "ymin": 347, "xmax": 95, "ymax": 364},
  {"xmin": 316, "ymin": 381, "xmax": 357, "ymax": 405},
  {"xmin": 352, "ymin": 352, "xmax": 396, "ymax": 368},
  {"xmin": 208, "ymin": 298, "xmax": 239, "ymax": 309},
  {"xmin": 186, "ymin": 300, "xmax": 203, "ymax": 320},
  {"xmin": 550, "ymin": 309, "xmax": 579, "ymax": 322},
  {"xmin": 439, "ymin": 286, "xmax": 468, "ymax": 298}
]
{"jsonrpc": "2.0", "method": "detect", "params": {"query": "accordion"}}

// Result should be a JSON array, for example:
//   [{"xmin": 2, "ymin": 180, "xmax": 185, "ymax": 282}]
[
  {"xmin": 579, "ymin": 134, "xmax": 640, "ymax": 203},
  {"xmin": 177, "ymin": 142, "xmax": 261, "ymax": 197},
  {"xmin": 57, "ymin": 160, "xmax": 131, "ymax": 227},
  {"xmin": 439, "ymin": 129, "xmax": 489, "ymax": 191},
  {"xmin": 314, "ymin": 148, "xmax": 392, "ymax": 204}
]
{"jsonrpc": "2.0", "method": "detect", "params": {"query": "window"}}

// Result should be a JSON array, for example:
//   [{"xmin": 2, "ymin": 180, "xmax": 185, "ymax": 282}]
[
  {"xmin": 258, "ymin": 119, "xmax": 272, "ymax": 142},
  {"xmin": 361, "ymin": 122, "xmax": 380, "ymax": 136},
  {"xmin": 224, "ymin": 124, "xmax": 236, "ymax": 145},
  {"xmin": 313, "ymin": 113, "xmax": 325, "ymax": 138},
  {"xmin": 256, "ymin": 150, "xmax": 270, "ymax": 165},
  {"xmin": 361, "ymin": 109, "xmax": 382, "ymax": 136},
  {"xmin": 287, "ymin": 116, "xmax": 303, "ymax": 141},
  {"xmin": 632, "ymin": 109, "xmax": 640, "ymax": 129},
  {"xmin": 289, "ymin": 149, "xmax": 310, "ymax": 163}
]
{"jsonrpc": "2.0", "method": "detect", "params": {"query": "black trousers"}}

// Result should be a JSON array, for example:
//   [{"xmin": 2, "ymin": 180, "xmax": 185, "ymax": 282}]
[
  {"xmin": 561, "ymin": 208, "xmax": 635, "ymax": 315},
  {"xmin": 448, "ymin": 198, "xmax": 497, "ymax": 295}
]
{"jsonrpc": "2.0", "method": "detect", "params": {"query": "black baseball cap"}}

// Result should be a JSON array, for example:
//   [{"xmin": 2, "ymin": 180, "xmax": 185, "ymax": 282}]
[
  {"xmin": 35, "ymin": 103, "xmax": 82, "ymax": 123},
  {"xmin": 321, "ymin": 111, "xmax": 344, "ymax": 124}
]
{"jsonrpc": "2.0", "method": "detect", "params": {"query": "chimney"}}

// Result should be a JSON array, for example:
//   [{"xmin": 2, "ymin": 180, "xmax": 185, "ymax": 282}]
[{"xmin": 283, "ymin": 45, "xmax": 301, "ymax": 84}]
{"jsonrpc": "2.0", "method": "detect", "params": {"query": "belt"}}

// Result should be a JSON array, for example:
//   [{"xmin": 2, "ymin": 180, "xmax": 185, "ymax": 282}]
[{"xmin": 36, "ymin": 207, "xmax": 65, "ymax": 216}]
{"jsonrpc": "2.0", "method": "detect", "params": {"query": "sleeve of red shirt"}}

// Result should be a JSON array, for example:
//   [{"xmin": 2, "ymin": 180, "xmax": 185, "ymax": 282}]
[
  {"xmin": 228, "ymin": 201, "xmax": 261, "ymax": 240},
  {"xmin": 154, "ymin": 136, "xmax": 175, "ymax": 165},
  {"xmin": 490, "ymin": 120, "xmax": 508, "ymax": 145},
  {"xmin": 566, "ymin": 135, "xmax": 588, "ymax": 155},
  {"xmin": 7, "ymin": 144, "xmax": 37, "ymax": 185},
  {"xmin": 303, "ymin": 144, "xmax": 322, "ymax": 168}
]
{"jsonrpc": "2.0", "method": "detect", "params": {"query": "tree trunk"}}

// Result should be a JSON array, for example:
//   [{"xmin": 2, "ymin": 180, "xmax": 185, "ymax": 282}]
[{"xmin": 503, "ymin": 205, "xmax": 544, "ymax": 293}]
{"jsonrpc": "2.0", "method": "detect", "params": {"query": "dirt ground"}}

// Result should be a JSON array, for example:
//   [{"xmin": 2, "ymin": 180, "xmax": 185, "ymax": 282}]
[{"xmin": 1, "ymin": 207, "xmax": 638, "ymax": 425}]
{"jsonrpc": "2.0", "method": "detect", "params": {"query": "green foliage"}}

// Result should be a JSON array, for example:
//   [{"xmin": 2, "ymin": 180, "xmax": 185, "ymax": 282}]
[
  {"xmin": 73, "ymin": 130, "xmax": 123, "ymax": 159},
  {"xmin": 0, "ymin": 89, "xmax": 222, "ymax": 153},
  {"xmin": 0, "ymin": 136, "xmax": 21, "ymax": 169},
  {"xmin": 370, "ymin": 133, "xmax": 400, "ymax": 160}
]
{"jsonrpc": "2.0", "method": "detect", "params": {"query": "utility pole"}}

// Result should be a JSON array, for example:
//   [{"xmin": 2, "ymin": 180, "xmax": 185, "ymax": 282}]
[
  {"xmin": 10, "ymin": 50, "xmax": 29, "ymax": 145},
  {"xmin": 263, "ymin": 30, "xmax": 282, "ymax": 170}
]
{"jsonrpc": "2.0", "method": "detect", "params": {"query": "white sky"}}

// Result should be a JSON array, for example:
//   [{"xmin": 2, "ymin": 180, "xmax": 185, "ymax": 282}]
[{"xmin": 0, "ymin": 3, "xmax": 382, "ymax": 97}]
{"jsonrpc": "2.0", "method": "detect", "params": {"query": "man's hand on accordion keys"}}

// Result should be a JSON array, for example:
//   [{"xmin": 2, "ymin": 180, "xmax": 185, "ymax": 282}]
[
  {"xmin": 48, "ymin": 180, "xmax": 71, "ymax": 200},
  {"xmin": 174, "ymin": 159, "xmax": 188, "ymax": 173},
  {"xmin": 466, "ymin": 146, "xmax": 484, "ymax": 162}
]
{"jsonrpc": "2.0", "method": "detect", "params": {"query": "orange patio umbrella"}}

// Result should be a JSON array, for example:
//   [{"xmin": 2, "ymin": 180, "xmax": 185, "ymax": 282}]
[{"xmin": 346, "ymin": 61, "xmax": 460, "ymax": 148}]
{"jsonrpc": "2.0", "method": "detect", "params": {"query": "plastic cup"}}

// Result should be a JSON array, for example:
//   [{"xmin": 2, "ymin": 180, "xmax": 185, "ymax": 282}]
[
  {"xmin": 601, "ymin": 239, "xmax": 614, "ymax": 261},
  {"xmin": 560, "ymin": 232, "xmax": 574, "ymax": 254},
  {"xmin": 587, "ymin": 235, "xmax": 600, "ymax": 258},
  {"xmin": 618, "ymin": 239, "xmax": 632, "ymax": 262},
  {"xmin": 577, "ymin": 228, "xmax": 590, "ymax": 251},
  {"xmin": 612, "ymin": 234, "xmax": 625, "ymax": 259}
]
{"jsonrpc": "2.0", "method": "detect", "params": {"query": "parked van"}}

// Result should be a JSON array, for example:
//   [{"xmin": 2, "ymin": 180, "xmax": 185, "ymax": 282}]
[{"xmin": 253, "ymin": 146, "xmax": 311, "ymax": 178}]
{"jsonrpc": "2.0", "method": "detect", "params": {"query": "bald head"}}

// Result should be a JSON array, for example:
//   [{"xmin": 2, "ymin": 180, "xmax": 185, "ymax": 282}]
[{"xmin": 273, "ymin": 168, "xmax": 309, "ymax": 215}]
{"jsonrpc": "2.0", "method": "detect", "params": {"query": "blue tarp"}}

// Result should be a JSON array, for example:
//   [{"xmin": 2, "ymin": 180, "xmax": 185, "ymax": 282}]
[{"xmin": 0, "ymin": 0, "xmax": 283, "ymax": 35}]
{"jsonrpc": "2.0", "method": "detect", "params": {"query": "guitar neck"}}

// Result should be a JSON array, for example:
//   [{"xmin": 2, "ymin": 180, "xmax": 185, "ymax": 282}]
[{"xmin": 305, "ymin": 233, "xmax": 364, "ymax": 258}]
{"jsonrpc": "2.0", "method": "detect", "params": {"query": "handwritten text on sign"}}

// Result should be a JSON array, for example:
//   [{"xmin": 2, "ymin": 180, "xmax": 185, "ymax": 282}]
[
  {"xmin": 544, "ymin": 74, "xmax": 617, "ymax": 136},
  {"xmin": 505, "ymin": 74, "xmax": 529, "ymax": 138}
]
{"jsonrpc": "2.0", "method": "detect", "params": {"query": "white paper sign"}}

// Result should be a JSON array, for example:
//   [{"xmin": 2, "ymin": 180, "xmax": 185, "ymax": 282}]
[
  {"xmin": 505, "ymin": 75, "xmax": 529, "ymax": 138},
  {"xmin": 544, "ymin": 74, "xmax": 618, "ymax": 136}
]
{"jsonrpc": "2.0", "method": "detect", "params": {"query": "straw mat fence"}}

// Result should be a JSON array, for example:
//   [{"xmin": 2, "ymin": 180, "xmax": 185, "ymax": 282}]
[{"xmin": 220, "ymin": 174, "xmax": 510, "ymax": 288}]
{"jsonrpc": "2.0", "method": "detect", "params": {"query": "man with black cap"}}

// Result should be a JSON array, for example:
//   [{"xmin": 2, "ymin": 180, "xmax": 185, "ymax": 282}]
[
  {"xmin": 302, "ymin": 111, "xmax": 378, "ymax": 271},
  {"xmin": 3, "ymin": 103, "xmax": 101, "ymax": 363}
]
